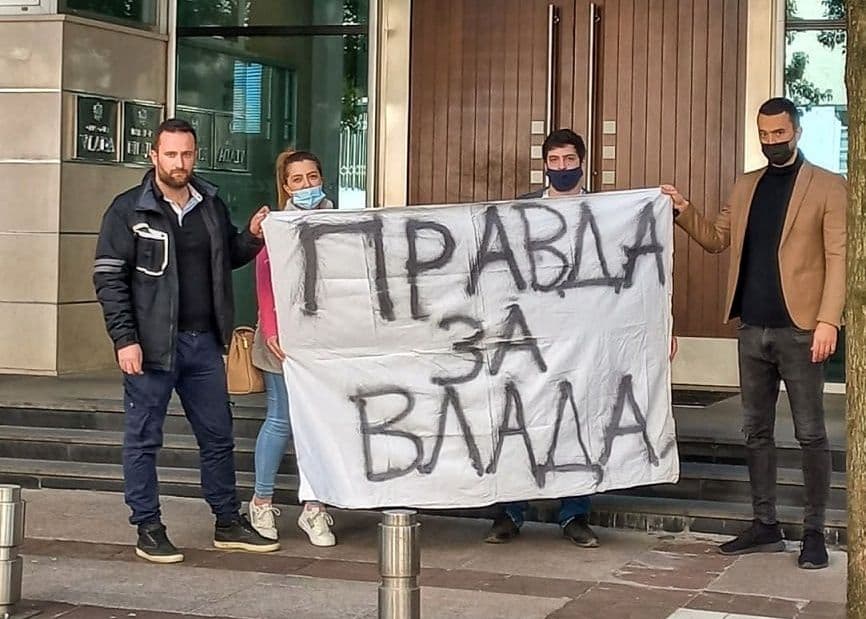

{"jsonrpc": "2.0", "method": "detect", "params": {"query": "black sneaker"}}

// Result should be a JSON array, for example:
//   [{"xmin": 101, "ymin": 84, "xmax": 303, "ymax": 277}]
[
  {"xmin": 798, "ymin": 530, "xmax": 829, "ymax": 570},
  {"xmin": 718, "ymin": 520, "xmax": 785, "ymax": 555},
  {"xmin": 563, "ymin": 516, "xmax": 599, "ymax": 548},
  {"xmin": 484, "ymin": 515, "xmax": 520, "ymax": 543},
  {"xmin": 214, "ymin": 514, "xmax": 281, "ymax": 553},
  {"xmin": 136, "ymin": 522, "xmax": 184, "ymax": 564}
]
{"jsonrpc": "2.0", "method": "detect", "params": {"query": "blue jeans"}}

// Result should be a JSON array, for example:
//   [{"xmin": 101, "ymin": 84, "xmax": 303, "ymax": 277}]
[
  {"xmin": 254, "ymin": 370, "xmax": 292, "ymax": 498},
  {"xmin": 505, "ymin": 496, "xmax": 592, "ymax": 527},
  {"xmin": 123, "ymin": 331, "xmax": 240, "ymax": 526}
]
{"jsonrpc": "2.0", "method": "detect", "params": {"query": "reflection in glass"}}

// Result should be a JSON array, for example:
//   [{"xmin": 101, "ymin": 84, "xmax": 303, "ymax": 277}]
[
  {"xmin": 178, "ymin": 0, "xmax": 368, "ymax": 28},
  {"xmin": 786, "ymin": 0, "xmax": 845, "ymax": 21},
  {"xmin": 176, "ymin": 31, "xmax": 368, "ymax": 324},
  {"xmin": 784, "ymin": 29, "xmax": 847, "ymax": 176},
  {"xmin": 61, "ymin": 0, "xmax": 157, "ymax": 26}
]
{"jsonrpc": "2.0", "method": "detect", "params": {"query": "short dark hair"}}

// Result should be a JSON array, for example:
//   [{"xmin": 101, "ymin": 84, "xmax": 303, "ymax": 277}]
[
  {"xmin": 153, "ymin": 118, "xmax": 197, "ymax": 150},
  {"xmin": 758, "ymin": 97, "xmax": 800, "ymax": 130},
  {"xmin": 542, "ymin": 129, "xmax": 587, "ymax": 163}
]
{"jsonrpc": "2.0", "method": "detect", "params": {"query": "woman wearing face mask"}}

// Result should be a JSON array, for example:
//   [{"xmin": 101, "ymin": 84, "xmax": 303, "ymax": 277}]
[{"xmin": 249, "ymin": 149, "xmax": 336, "ymax": 547}]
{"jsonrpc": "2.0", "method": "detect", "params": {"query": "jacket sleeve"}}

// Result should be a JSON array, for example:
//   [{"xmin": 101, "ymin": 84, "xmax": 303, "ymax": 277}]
[
  {"xmin": 674, "ymin": 192, "xmax": 733, "ymax": 254},
  {"xmin": 218, "ymin": 197, "xmax": 264, "ymax": 269},
  {"xmin": 93, "ymin": 205, "xmax": 138, "ymax": 350},
  {"xmin": 256, "ymin": 247, "xmax": 279, "ymax": 340},
  {"xmin": 816, "ymin": 174, "xmax": 847, "ymax": 327}
]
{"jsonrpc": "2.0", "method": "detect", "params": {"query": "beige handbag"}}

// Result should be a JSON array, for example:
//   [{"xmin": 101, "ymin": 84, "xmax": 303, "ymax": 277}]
[{"xmin": 226, "ymin": 326, "xmax": 265, "ymax": 395}]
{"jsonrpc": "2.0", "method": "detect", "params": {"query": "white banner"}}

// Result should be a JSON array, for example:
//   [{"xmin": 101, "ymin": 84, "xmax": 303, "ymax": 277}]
[{"xmin": 262, "ymin": 188, "xmax": 679, "ymax": 509}]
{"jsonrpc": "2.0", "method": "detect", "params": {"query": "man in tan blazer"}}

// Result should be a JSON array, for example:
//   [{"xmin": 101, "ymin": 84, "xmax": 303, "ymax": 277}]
[{"xmin": 662, "ymin": 97, "xmax": 846, "ymax": 570}]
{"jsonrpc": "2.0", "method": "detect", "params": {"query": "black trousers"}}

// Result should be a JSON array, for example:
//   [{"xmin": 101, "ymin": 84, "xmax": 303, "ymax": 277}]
[{"xmin": 737, "ymin": 324, "xmax": 830, "ymax": 532}]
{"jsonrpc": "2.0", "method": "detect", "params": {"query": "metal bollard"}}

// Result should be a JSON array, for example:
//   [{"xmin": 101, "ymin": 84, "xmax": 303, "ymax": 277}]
[
  {"xmin": 377, "ymin": 509, "xmax": 420, "ymax": 619},
  {"xmin": 0, "ymin": 485, "xmax": 24, "ymax": 619}
]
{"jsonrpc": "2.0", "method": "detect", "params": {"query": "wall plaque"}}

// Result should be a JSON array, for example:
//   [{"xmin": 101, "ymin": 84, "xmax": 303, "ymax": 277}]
[
  {"xmin": 76, "ymin": 96, "xmax": 119, "ymax": 162},
  {"xmin": 123, "ymin": 102, "xmax": 162, "ymax": 164}
]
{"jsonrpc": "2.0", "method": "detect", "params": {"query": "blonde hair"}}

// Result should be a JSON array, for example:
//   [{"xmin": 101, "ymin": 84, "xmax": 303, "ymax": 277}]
[
  {"xmin": 275, "ymin": 149, "xmax": 325, "ymax": 210},
  {"xmin": 275, "ymin": 149, "xmax": 296, "ymax": 211}
]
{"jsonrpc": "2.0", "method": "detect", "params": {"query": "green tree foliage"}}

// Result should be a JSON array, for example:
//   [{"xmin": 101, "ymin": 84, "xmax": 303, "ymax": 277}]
[
  {"xmin": 822, "ymin": 0, "xmax": 846, "ymax": 19},
  {"xmin": 786, "ymin": 51, "xmax": 834, "ymax": 106},
  {"xmin": 818, "ymin": 0, "xmax": 848, "ymax": 48},
  {"xmin": 177, "ymin": 1, "xmax": 248, "ymax": 27},
  {"xmin": 341, "ymin": 0, "xmax": 368, "ymax": 131},
  {"xmin": 785, "ymin": 0, "xmax": 847, "ymax": 107},
  {"xmin": 787, "ymin": 0, "xmax": 846, "ymax": 19}
]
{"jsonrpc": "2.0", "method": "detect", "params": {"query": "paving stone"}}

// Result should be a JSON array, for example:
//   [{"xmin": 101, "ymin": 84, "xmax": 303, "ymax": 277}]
[
  {"xmin": 417, "ymin": 586, "xmax": 567, "ymax": 619},
  {"xmin": 546, "ymin": 582, "xmax": 694, "ymax": 619},
  {"xmin": 666, "ymin": 611, "xmax": 727, "ymax": 619},
  {"xmin": 796, "ymin": 600, "xmax": 847, "ymax": 618},
  {"xmin": 707, "ymin": 552, "xmax": 846, "ymax": 604},
  {"xmin": 14, "ymin": 488, "xmax": 850, "ymax": 618},
  {"xmin": 614, "ymin": 543, "xmax": 738, "ymax": 590},
  {"xmin": 295, "ymin": 557, "xmax": 380, "ymax": 582},
  {"xmin": 686, "ymin": 591, "xmax": 802, "ymax": 618},
  {"xmin": 59, "ymin": 606, "xmax": 237, "ymax": 619},
  {"xmin": 13, "ymin": 599, "xmax": 79, "ymax": 617}
]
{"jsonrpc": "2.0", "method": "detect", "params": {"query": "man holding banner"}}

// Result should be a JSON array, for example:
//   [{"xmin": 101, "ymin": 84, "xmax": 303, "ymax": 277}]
[
  {"xmin": 663, "ymin": 97, "xmax": 846, "ymax": 570},
  {"xmin": 484, "ymin": 129, "xmax": 599, "ymax": 548}
]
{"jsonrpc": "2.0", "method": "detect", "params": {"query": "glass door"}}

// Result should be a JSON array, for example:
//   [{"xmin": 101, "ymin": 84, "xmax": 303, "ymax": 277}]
[{"xmin": 175, "ymin": 0, "xmax": 369, "ymax": 325}]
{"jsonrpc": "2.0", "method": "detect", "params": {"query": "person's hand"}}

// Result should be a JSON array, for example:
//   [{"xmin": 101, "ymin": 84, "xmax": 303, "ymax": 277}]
[
  {"xmin": 669, "ymin": 336, "xmax": 679, "ymax": 361},
  {"xmin": 660, "ymin": 184, "xmax": 689, "ymax": 214},
  {"xmin": 249, "ymin": 206, "xmax": 270, "ymax": 238},
  {"xmin": 266, "ymin": 335, "xmax": 286, "ymax": 361},
  {"xmin": 117, "ymin": 343, "xmax": 143, "ymax": 375},
  {"xmin": 811, "ymin": 322, "xmax": 837, "ymax": 363}
]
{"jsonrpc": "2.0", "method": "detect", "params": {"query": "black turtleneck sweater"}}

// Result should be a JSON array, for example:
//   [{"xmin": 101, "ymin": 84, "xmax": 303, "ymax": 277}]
[{"xmin": 731, "ymin": 151, "xmax": 804, "ymax": 328}]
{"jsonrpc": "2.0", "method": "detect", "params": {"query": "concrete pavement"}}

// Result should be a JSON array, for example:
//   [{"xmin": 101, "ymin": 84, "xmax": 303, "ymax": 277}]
[{"xmin": 12, "ymin": 488, "xmax": 846, "ymax": 618}]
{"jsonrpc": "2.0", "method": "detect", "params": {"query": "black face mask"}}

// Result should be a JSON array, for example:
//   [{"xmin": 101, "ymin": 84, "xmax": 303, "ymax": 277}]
[
  {"xmin": 546, "ymin": 167, "xmax": 583, "ymax": 192},
  {"xmin": 762, "ymin": 140, "xmax": 795, "ymax": 166}
]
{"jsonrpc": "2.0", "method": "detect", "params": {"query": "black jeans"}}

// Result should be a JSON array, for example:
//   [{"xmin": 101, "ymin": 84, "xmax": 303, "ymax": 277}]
[
  {"xmin": 122, "ymin": 331, "xmax": 240, "ymax": 526},
  {"xmin": 737, "ymin": 324, "xmax": 830, "ymax": 532}
]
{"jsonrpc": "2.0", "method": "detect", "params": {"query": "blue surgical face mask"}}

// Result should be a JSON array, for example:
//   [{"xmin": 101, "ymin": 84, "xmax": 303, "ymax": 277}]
[
  {"xmin": 546, "ymin": 167, "xmax": 583, "ymax": 193},
  {"xmin": 291, "ymin": 185, "xmax": 326, "ymax": 210}
]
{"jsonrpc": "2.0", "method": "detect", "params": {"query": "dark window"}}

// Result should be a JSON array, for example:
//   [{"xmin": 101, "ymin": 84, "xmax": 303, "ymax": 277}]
[{"xmin": 60, "ymin": 0, "xmax": 157, "ymax": 28}]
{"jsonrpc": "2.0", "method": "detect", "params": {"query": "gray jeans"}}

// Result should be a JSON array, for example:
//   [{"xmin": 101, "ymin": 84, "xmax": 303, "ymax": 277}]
[{"xmin": 737, "ymin": 324, "xmax": 830, "ymax": 532}]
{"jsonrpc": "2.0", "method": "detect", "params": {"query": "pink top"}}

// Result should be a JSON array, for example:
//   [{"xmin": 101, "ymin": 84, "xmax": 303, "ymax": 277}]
[{"xmin": 256, "ymin": 246, "xmax": 278, "ymax": 339}]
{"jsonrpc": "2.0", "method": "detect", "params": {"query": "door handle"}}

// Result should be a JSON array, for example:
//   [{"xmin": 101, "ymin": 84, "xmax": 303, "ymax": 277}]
[
  {"xmin": 545, "ymin": 3, "xmax": 561, "ymax": 138},
  {"xmin": 586, "ymin": 3, "xmax": 601, "ymax": 191}
]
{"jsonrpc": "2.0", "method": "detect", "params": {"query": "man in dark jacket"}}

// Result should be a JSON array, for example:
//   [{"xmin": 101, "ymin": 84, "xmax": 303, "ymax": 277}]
[{"xmin": 93, "ymin": 118, "xmax": 277, "ymax": 563}]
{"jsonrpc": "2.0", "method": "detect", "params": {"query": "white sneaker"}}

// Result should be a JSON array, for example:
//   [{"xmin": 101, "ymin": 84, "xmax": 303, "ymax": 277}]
[
  {"xmin": 248, "ymin": 501, "xmax": 281, "ymax": 541},
  {"xmin": 297, "ymin": 508, "xmax": 336, "ymax": 547}
]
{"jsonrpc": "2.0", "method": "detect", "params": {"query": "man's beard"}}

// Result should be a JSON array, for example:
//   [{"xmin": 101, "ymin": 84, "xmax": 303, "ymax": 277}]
[{"xmin": 157, "ymin": 165, "xmax": 190, "ymax": 189}]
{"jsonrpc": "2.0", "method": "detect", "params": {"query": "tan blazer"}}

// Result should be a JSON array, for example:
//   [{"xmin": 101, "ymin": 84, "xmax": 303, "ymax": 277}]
[{"xmin": 675, "ymin": 160, "xmax": 846, "ymax": 330}]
